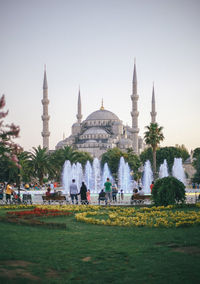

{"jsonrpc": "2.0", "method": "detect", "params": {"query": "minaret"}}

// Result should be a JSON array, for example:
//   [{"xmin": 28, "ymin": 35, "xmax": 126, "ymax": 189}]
[
  {"xmin": 131, "ymin": 59, "xmax": 139, "ymax": 154},
  {"xmin": 151, "ymin": 83, "xmax": 157, "ymax": 123},
  {"xmin": 76, "ymin": 88, "xmax": 82, "ymax": 123},
  {"xmin": 41, "ymin": 66, "xmax": 50, "ymax": 150}
]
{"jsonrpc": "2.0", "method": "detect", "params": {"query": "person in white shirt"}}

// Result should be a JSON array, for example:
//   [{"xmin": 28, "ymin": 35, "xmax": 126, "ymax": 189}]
[{"xmin": 69, "ymin": 179, "xmax": 78, "ymax": 204}]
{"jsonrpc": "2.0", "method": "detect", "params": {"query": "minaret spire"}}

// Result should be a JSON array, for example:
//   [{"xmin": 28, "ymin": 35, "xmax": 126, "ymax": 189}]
[
  {"xmin": 131, "ymin": 59, "xmax": 139, "ymax": 154},
  {"xmin": 76, "ymin": 87, "xmax": 82, "ymax": 123},
  {"xmin": 41, "ymin": 66, "xmax": 50, "ymax": 150},
  {"xmin": 100, "ymin": 98, "xmax": 104, "ymax": 110},
  {"xmin": 151, "ymin": 83, "xmax": 157, "ymax": 123}
]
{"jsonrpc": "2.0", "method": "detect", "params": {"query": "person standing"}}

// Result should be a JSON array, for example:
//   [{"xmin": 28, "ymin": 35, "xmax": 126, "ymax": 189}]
[
  {"xmin": 79, "ymin": 182, "xmax": 88, "ymax": 204},
  {"xmin": 6, "ymin": 183, "xmax": 13, "ymax": 204},
  {"xmin": 69, "ymin": 179, "xmax": 78, "ymax": 204},
  {"xmin": 112, "ymin": 184, "xmax": 118, "ymax": 203},
  {"xmin": 104, "ymin": 178, "xmax": 112, "ymax": 205},
  {"xmin": 86, "ymin": 189, "xmax": 91, "ymax": 204},
  {"xmin": 50, "ymin": 181, "xmax": 54, "ymax": 190},
  {"xmin": 150, "ymin": 181, "xmax": 154, "ymax": 194},
  {"xmin": 120, "ymin": 189, "xmax": 124, "ymax": 202}
]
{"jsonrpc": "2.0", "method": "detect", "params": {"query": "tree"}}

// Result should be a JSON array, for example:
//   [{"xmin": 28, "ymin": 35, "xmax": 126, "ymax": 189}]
[
  {"xmin": 28, "ymin": 146, "xmax": 53, "ymax": 185},
  {"xmin": 74, "ymin": 151, "xmax": 93, "ymax": 167},
  {"xmin": 140, "ymin": 147, "xmax": 153, "ymax": 166},
  {"xmin": 175, "ymin": 144, "xmax": 190, "ymax": 162},
  {"xmin": 152, "ymin": 176, "xmax": 186, "ymax": 206},
  {"xmin": 192, "ymin": 155, "xmax": 200, "ymax": 184},
  {"xmin": 101, "ymin": 147, "xmax": 122, "ymax": 175},
  {"xmin": 0, "ymin": 94, "xmax": 22, "ymax": 182},
  {"xmin": 17, "ymin": 151, "xmax": 32, "ymax": 183},
  {"xmin": 193, "ymin": 147, "xmax": 200, "ymax": 160},
  {"xmin": 140, "ymin": 146, "xmax": 190, "ymax": 174},
  {"xmin": 49, "ymin": 147, "xmax": 93, "ymax": 181},
  {"xmin": 157, "ymin": 146, "xmax": 188, "ymax": 173},
  {"xmin": 144, "ymin": 123, "xmax": 164, "ymax": 179}
]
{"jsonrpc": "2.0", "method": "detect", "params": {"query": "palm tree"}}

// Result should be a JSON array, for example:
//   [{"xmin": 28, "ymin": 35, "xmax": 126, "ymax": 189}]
[
  {"xmin": 29, "ymin": 146, "xmax": 52, "ymax": 185},
  {"xmin": 48, "ymin": 146, "xmax": 84, "ymax": 181},
  {"xmin": 144, "ymin": 123, "xmax": 164, "ymax": 179}
]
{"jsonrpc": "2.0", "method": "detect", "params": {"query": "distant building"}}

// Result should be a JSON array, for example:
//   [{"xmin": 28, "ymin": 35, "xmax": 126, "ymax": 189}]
[{"xmin": 43, "ymin": 61, "xmax": 157, "ymax": 158}]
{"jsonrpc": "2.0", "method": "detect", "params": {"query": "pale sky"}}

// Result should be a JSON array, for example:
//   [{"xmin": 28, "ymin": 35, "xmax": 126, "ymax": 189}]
[{"xmin": 0, "ymin": 0, "xmax": 199, "ymax": 153}]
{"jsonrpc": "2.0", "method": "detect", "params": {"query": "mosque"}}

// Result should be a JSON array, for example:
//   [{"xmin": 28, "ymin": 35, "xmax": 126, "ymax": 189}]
[{"xmin": 41, "ymin": 62, "xmax": 157, "ymax": 158}]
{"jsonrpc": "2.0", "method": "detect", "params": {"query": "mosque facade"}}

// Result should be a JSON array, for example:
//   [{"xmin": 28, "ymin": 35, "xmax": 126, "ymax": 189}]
[{"xmin": 42, "ymin": 62, "xmax": 157, "ymax": 158}]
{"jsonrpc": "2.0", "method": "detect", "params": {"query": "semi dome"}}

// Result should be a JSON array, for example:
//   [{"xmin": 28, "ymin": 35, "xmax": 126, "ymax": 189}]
[
  {"xmin": 83, "ymin": 127, "xmax": 108, "ymax": 135},
  {"xmin": 85, "ymin": 109, "xmax": 119, "ymax": 121}
]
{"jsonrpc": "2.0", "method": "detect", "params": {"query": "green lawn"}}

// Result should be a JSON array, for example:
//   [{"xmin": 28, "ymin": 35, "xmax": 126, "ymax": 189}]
[{"xmin": 0, "ymin": 208, "xmax": 200, "ymax": 283}]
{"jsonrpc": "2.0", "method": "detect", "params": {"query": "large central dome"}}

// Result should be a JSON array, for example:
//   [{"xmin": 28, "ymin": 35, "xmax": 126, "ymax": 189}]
[{"xmin": 85, "ymin": 109, "xmax": 119, "ymax": 121}]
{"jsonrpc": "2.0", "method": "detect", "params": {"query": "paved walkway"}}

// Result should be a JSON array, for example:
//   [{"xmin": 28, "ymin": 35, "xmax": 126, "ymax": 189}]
[{"xmin": 1, "ymin": 188, "xmax": 199, "ymax": 205}]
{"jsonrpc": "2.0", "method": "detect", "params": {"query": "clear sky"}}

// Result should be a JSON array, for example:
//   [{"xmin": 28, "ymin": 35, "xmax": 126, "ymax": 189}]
[{"xmin": 0, "ymin": 0, "xmax": 199, "ymax": 153}]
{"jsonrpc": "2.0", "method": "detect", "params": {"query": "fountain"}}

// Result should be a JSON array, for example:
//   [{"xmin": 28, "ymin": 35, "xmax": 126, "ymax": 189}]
[
  {"xmin": 172, "ymin": 158, "xmax": 186, "ymax": 185},
  {"xmin": 62, "ymin": 160, "xmax": 72, "ymax": 194},
  {"xmin": 92, "ymin": 158, "xmax": 101, "ymax": 193},
  {"xmin": 84, "ymin": 161, "xmax": 93, "ymax": 190},
  {"xmin": 62, "ymin": 157, "xmax": 134, "ymax": 194},
  {"xmin": 118, "ymin": 157, "xmax": 133, "ymax": 193},
  {"xmin": 101, "ymin": 162, "xmax": 113, "ymax": 189},
  {"xmin": 142, "ymin": 160, "xmax": 153, "ymax": 195},
  {"xmin": 159, "ymin": 159, "xmax": 169, "ymax": 178}
]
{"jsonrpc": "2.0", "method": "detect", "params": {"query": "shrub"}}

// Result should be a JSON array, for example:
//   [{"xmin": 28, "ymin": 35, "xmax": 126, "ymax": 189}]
[{"xmin": 152, "ymin": 176, "xmax": 186, "ymax": 206}]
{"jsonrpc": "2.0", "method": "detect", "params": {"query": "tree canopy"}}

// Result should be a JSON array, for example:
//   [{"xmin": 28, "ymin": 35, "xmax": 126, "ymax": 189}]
[
  {"xmin": 101, "ymin": 147, "xmax": 141, "ymax": 178},
  {"xmin": 144, "ymin": 123, "xmax": 164, "ymax": 178},
  {"xmin": 193, "ymin": 147, "xmax": 200, "ymax": 160},
  {"xmin": 140, "ymin": 146, "xmax": 190, "ymax": 174},
  {"xmin": 0, "ymin": 95, "xmax": 22, "ymax": 182}
]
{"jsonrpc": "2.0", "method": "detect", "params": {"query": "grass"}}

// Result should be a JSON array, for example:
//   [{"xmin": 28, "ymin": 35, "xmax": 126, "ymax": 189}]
[{"xmin": 0, "ymin": 207, "xmax": 200, "ymax": 283}]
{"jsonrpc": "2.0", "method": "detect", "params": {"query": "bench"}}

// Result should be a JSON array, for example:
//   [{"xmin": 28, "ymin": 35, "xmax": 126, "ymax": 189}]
[
  {"xmin": 42, "ymin": 195, "xmax": 69, "ymax": 205},
  {"xmin": 98, "ymin": 197, "xmax": 106, "ymax": 205},
  {"xmin": 130, "ymin": 195, "xmax": 151, "ymax": 205}
]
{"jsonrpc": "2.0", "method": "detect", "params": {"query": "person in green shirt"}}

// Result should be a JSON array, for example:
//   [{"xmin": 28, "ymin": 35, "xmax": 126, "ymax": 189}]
[{"xmin": 104, "ymin": 178, "xmax": 112, "ymax": 204}]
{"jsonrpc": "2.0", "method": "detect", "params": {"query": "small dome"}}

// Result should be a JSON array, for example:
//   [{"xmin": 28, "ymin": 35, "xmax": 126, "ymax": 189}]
[
  {"xmin": 85, "ymin": 109, "xmax": 119, "ymax": 121},
  {"xmin": 83, "ymin": 127, "xmax": 108, "ymax": 135},
  {"xmin": 119, "ymin": 138, "xmax": 132, "ymax": 146}
]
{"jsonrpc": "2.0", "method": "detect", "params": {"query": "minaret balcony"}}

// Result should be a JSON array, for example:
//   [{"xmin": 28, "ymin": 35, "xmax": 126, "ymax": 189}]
[
  {"xmin": 41, "ymin": 99, "xmax": 49, "ymax": 104},
  {"xmin": 41, "ymin": 115, "xmax": 50, "ymax": 121},
  {"xmin": 132, "ymin": 127, "xmax": 139, "ymax": 133},
  {"xmin": 131, "ymin": 111, "xmax": 139, "ymax": 117},
  {"xmin": 131, "ymin": 94, "xmax": 139, "ymax": 100},
  {"xmin": 41, "ymin": 131, "xmax": 50, "ymax": 137}
]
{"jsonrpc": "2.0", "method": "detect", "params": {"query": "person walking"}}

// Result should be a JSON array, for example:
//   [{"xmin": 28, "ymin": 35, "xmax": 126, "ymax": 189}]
[
  {"xmin": 69, "ymin": 179, "xmax": 78, "ymax": 204},
  {"xmin": 79, "ymin": 182, "xmax": 88, "ymax": 204},
  {"xmin": 104, "ymin": 178, "xmax": 112, "ymax": 205}
]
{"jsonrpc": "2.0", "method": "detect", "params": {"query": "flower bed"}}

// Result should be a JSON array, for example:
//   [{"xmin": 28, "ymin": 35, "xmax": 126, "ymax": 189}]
[
  {"xmin": 7, "ymin": 207, "xmax": 73, "ymax": 218},
  {"xmin": 2, "ymin": 204, "xmax": 200, "ymax": 229},
  {"xmin": 75, "ymin": 205, "xmax": 200, "ymax": 228},
  {"xmin": 0, "ymin": 215, "xmax": 67, "ymax": 229},
  {"xmin": 0, "ymin": 204, "xmax": 35, "ymax": 210},
  {"xmin": 36, "ymin": 204, "xmax": 101, "ymax": 212}
]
